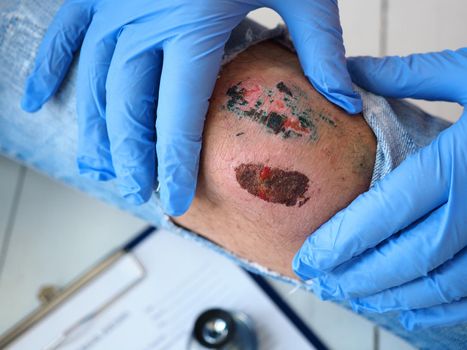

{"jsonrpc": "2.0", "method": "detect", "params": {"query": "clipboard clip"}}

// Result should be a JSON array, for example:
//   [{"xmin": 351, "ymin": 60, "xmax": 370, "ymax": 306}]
[{"xmin": 42, "ymin": 254, "xmax": 146, "ymax": 350}]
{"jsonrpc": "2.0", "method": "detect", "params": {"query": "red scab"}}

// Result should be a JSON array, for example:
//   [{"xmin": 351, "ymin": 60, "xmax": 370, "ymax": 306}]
[
  {"xmin": 275, "ymin": 100, "xmax": 284, "ymax": 109},
  {"xmin": 268, "ymin": 99, "xmax": 288, "ymax": 115},
  {"xmin": 242, "ymin": 82, "xmax": 263, "ymax": 105},
  {"xmin": 259, "ymin": 166, "xmax": 271, "ymax": 181},
  {"xmin": 283, "ymin": 117, "xmax": 309, "ymax": 133},
  {"xmin": 258, "ymin": 188, "xmax": 268, "ymax": 201}
]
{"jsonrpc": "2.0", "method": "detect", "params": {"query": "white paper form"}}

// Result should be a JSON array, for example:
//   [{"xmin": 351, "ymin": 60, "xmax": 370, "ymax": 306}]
[{"xmin": 9, "ymin": 229, "xmax": 315, "ymax": 350}]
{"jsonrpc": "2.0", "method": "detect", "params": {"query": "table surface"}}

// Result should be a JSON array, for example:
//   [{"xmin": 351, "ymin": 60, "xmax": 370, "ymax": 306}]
[{"xmin": 0, "ymin": 157, "xmax": 410, "ymax": 350}]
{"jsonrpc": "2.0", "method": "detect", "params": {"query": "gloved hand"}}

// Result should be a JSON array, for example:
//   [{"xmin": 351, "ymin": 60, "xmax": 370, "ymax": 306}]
[
  {"xmin": 293, "ymin": 48, "xmax": 467, "ymax": 330},
  {"xmin": 21, "ymin": 0, "xmax": 361, "ymax": 215}
]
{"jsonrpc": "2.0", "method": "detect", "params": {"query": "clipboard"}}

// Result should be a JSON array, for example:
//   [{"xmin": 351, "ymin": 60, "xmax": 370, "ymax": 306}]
[{"xmin": 0, "ymin": 227, "xmax": 328, "ymax": 350}]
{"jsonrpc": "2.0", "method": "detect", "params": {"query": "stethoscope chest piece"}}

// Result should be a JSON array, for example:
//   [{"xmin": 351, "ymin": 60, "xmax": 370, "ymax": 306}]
[{"xmin": 188, "ymin": 308, "xmax": 257, "ymax": 350}]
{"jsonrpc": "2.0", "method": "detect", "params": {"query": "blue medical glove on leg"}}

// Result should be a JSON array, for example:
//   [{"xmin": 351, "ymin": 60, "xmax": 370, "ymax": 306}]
[
  {"xmin": 293, "ymin": 48, "xmax": 467, "ymax": 330},
  {"xmin": 20, "ymin": 0, "xmax": 361, "ymax": 216}
]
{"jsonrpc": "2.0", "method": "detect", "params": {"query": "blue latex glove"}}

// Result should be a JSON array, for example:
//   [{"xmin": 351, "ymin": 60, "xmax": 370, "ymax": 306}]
[
  {"xmin": 293, "ymin": 48, "xmax": 467, "ymax": 330},
  {"xmin": 20, "ymin": 0, "xmax": 361, "ymax": 215}
]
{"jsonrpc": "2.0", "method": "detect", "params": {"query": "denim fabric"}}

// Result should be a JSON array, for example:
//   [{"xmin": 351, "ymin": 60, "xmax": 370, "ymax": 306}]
[{"xmin": 0, "ymin": 2, "xmax": 464, "ymax": 348}]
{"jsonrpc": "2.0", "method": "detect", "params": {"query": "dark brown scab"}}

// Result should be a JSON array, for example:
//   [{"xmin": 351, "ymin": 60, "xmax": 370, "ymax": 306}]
[
  {"xmin": 266, "ymin": 112, "xmax": 286, "ymax": 134},
  {"xmin": 276, "ymin": 82, "xmax": 293, "ymax": 97},
  {"xmin": 235, "ymin": 163, "xmax": 310, "ymax": 207},
  {"xmin": 318, "ymin": 113, "xmax": 337, "ymax": 127},
  {"xmin": 226, "ymin": 82, "xmax": 247, "ymax": 109}
]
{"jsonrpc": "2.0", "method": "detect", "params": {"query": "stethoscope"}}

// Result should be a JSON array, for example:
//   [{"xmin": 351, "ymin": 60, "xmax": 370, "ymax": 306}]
[{"xmin": 187, "ymin": 308, "xmax": 257, "ymax": 350}]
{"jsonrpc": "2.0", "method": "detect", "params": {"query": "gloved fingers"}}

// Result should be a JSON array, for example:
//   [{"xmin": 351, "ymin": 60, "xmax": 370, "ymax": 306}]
[
  {"xmin": 399, "ymin": 298, "xmax": 467, "ymax": 331},
  {"xmin": 273, "ymin": 0, "xmax": 362, "ymax": 114},
  {"xmin": 76, "ymin": 20, "xmax": 118, "ymax": 180},
  {"xmin": 307, "ymin": 202, "xmax": 467, "ymax": 301},
  {"xmin": 21, "ymin": 1, "xmax": 93, "ymax": 112},
  {"xmin": 293, "ymin": 130, "xmax": 454, "ymax": 280},
  {"xmin": 351, "ymin": 247, "xmax": 467, "ymax": 312},
  {"xmin": 105, "ymin": 26, "xmax": 162, "ymax": 204},
  {"xmin": 347, "ymin": 49, "xmax": 467, "ymax": 105},
  {"xmin": 156, "ymin": 30, "xmax": 231, "ymax": 216}
]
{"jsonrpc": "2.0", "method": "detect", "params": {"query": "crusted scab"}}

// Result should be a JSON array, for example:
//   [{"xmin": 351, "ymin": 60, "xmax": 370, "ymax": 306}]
[
  {"xmin": 225, "ymin": 80, "xmax": 337, "ymax": 142},
  {"xmin": 276, "ymin": 81, "xmax": 293, "ymax": 97},
  {"xmin": 235, "ymin": 163, "xmax": 310, "ymax": 207},
  {"xmin": 266, "ymin": 112, "xmax": 286, "ymax": 134},
  {"xmin": 226, "ymin": 82, "xmax": 247, "ymax": 109}
]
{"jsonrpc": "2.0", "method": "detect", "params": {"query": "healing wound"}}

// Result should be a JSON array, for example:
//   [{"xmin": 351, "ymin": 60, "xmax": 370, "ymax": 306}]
[
  {"xmin": 225, "ymin": 80, "xmax": 336, "ymax": 142},
  {"xmin": 235, "ymin": 163, "xmax": 310, "ymax": 207}
]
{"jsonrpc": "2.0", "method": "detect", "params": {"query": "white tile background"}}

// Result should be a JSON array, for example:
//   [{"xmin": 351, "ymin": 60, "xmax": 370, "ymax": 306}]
[
  {"xmin": 385, "ymin": 0, "xmax": 466, "ymax": 123},
  {"xmin": 2, "ymin": 1, "xmax": 466, "ymax": 348}
]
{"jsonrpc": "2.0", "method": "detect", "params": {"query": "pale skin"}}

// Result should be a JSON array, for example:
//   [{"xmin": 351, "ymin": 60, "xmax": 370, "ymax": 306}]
[{"xmin": 174, "ymin": 40, "xmax": 376, "ymax": 278}]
